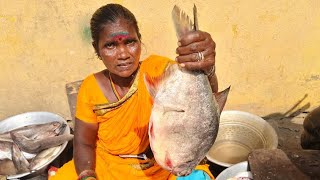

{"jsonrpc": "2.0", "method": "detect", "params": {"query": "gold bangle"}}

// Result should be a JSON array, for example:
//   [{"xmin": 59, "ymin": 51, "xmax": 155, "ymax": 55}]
[
  {"xmin": 78, "ymin": 170, "xmax": 97, "ymax": 180},
  {"xmin": 204, "ymin": 65, "xmax": 215, "ymax": 77}
]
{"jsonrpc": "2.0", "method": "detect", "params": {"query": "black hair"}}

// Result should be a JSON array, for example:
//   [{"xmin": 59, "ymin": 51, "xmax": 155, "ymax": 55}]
[{"xmin": 90, "ymin": 4, "xmax": 141, "ymax": 57}]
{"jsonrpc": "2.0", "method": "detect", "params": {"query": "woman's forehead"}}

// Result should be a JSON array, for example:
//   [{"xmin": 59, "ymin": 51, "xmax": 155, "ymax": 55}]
[
  {"xmin": 101, "ymin": 19, "xmax": 137, "ymax": 37},
  {"xmin": 110, "ymin": 31, "xmax": 129, "ymax": 38}
]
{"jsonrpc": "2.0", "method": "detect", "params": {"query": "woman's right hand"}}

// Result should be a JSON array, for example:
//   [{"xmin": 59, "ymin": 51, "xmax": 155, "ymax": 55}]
[{"xmin": 175, "ymin": 30, "xmax": 216, "ymax": 75}]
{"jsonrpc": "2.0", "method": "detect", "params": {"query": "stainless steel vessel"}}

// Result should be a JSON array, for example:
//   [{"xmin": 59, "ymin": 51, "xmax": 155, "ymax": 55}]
[{"xmin": 0, "ymin": 111, "xmax": 70, "ymax": 179}]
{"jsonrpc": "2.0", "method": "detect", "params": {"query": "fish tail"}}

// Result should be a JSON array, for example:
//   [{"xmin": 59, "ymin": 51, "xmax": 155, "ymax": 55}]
[{"xmin": 172, "ymin": 5, "xmax": 194, "ymax": 39}]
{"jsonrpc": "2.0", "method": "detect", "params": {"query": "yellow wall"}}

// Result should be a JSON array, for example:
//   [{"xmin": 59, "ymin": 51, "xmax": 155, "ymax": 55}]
[{"xmin": 1, "ymin": 0, "xmax": 319, "ymax": 120}]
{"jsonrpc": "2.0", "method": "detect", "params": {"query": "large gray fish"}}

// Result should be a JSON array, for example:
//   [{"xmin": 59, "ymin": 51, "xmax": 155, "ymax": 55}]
[
  {"xmin": 10, "ymin": 132, "xmax": 73, "ymax": 154},
  {"xmin": 144, "ymin": 5, "xmax": 230, "ymax": 176}
]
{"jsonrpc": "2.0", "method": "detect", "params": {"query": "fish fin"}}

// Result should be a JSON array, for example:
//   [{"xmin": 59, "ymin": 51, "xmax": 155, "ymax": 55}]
[
  {"xmin": 144, "ymin": 64, "xmax": 175, "ymax": 98},
  {"xmin": 193, "ymin": 4, "xmax": 199, "ymax": 30},
  {"xmin": 172, "ymin": 5, "xmax": 194, "ymax": 39},
  {"xmin": 214, "ymin": 86, "xmax": 231, "ymax": 114},
  {"xmin": 144, "ymin": 74, "xmax": 162, "ymax": 98}
]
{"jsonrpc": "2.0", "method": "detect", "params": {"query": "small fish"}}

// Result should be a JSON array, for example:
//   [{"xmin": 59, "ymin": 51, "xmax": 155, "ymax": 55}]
[
  {"xmin": 145, "ymin": 5, "xmax": 230, "ymax": 176},
  {"xmin": 29, "ymin": 146, "xmax": 60, "ymax": 171},
  {"xmin": 10, "ymin": 132, "xmax": 73, "ymax": 154},
  {"xmin": 0, "ymin": 121, "xmax": 66, "ymax": 141},
  {"xmin": 11, "ymin": 143, "xmax": 29, "ymax": 173}
]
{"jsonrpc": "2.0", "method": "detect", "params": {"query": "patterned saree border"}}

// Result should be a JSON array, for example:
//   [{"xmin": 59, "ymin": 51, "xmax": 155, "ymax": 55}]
[{"xmin": 93, "ymin": 71, "xmax": 140, "ymax": 116}]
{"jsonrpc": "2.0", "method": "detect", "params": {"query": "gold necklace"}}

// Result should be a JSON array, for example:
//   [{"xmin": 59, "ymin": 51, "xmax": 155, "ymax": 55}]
[
  {"xmin": 108, "ymin": 64, "xmax": 140, "ymax": 101},
  {"xmin": 109, "ymin": 72, "xmax": 122, "ymax": 101}
]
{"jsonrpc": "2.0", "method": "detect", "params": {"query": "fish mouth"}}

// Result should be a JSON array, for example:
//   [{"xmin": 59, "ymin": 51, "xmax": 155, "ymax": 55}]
[
  {"xmin": 54, "ymin": 123, "xmax": 66, "ymax": 135},
  {"xmin": 170, "ymin": 163, "xmax": 195, "ymax": 176},
  {"xmin": 172, "ymin": 168, "xmax": 193, "ymax": 177}
]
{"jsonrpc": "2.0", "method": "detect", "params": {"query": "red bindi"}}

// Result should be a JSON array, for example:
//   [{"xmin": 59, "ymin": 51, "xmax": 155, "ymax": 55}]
[{"xmin": 111, "ymin": 32, "xmax": 129, "ymax": 42}]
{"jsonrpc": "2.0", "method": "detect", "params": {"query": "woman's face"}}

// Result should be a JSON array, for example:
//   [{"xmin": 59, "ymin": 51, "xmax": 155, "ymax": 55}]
[{"xmin": 97, "ymin": 18, "xmax": 141, "ymax": 77}]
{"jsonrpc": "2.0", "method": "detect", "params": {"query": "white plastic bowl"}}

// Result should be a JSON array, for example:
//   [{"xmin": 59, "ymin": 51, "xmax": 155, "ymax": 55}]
[{"xmin": 206, "ymin": 110, "xmax": 278, "ymax": 167}]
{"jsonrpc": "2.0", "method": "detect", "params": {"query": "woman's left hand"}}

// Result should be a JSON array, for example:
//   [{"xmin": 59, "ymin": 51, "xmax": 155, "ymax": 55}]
[{"xmin": 175, "ymin": 30, "xmax": 216, "ymax": 75}]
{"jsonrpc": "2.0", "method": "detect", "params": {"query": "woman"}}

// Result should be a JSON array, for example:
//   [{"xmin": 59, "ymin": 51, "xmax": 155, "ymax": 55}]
[{"xmin": 50, "ymin": 3, "xmax": 218, "ymax": 180}]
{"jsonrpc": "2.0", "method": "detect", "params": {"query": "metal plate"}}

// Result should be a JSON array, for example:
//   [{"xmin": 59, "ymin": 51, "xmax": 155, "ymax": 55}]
[
  {"xmin": 216, "ymin": 161, "xmax": 249, "ymax": 180},
  {"xmin": 0, "ymin": 111, "xmax": 70, "ymax": 179},
  {"xmin": 206, "ymin": 110, "xmax": 278, "ymax": 167}
]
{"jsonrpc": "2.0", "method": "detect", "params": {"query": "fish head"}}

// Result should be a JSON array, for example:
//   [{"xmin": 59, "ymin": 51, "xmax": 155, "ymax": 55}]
[
  {"xmin": 27, "ymin": 121, "xmax": 66, "ymax": 140},
  {"xmin": 50, "ymin": 121, "xmax": 66, "ymax": 135},
  {"xmin": 55, "ymin": 123, "xmax": 67, "ymax": 135}
]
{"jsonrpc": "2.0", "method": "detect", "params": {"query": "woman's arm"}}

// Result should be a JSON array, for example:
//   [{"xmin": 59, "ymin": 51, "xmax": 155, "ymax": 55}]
[{"xmin": 73, "ymin": 118, "xmax": 98, "ymax": 175}]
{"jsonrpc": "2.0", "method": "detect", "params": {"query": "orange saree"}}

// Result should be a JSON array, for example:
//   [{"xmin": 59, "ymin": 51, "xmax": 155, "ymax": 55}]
[{"xmin": 49, "ymin": 55, "xmax": 214, "ymax": 180}]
